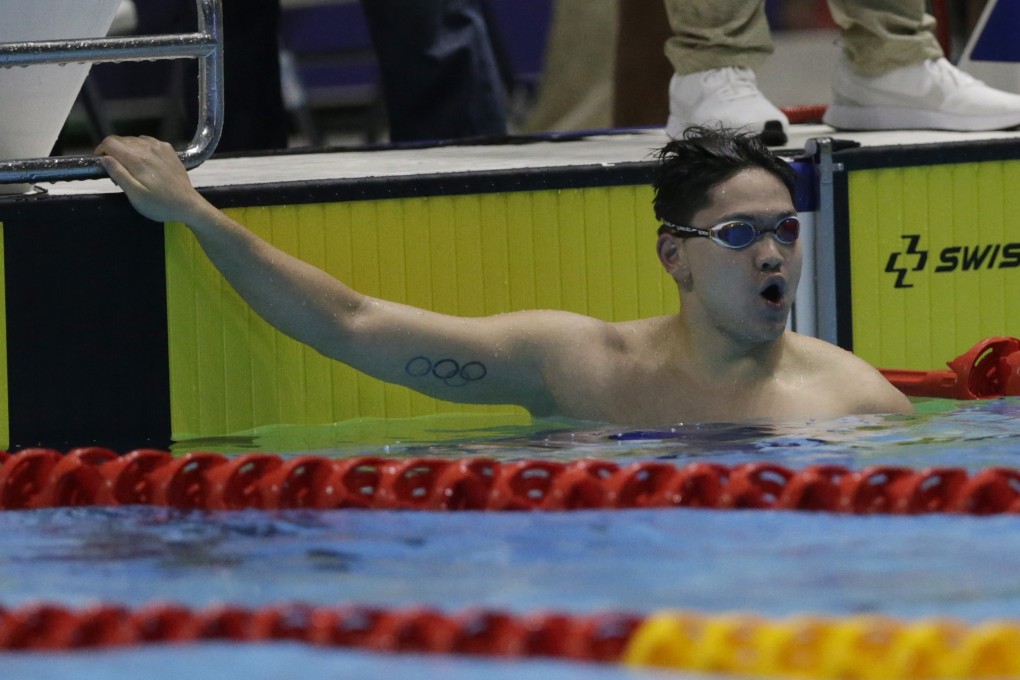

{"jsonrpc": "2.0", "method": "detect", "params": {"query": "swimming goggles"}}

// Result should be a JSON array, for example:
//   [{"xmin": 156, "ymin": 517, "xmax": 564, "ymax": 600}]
[{"xmin": 658, "ymin": 215, "xmax": 800, "ymax": 250}]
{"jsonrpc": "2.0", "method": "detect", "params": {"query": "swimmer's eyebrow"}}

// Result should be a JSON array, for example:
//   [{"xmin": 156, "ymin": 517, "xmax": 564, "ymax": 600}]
[{"xmin": 709, "ymin": 209, "xmax": 798, "ymax": 224}]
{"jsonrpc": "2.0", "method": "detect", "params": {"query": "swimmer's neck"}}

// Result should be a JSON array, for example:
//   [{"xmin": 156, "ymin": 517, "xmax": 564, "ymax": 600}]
[{"xmin": 669, "ymin": 313, "xmax": 788, "ymax": 383}]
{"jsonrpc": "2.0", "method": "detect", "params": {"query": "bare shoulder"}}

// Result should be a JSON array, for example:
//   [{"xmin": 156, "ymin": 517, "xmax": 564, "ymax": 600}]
[
  {"xmin": 786, "ymin": 333, "xmax": 914, "ymax": 415},
  {"xmin": 495, "ymin": 308, "xmax": 631, "ymax": 354},
  {"xmin": 495, "ymin": 309, "xmax": 648, "ymax": 372}
]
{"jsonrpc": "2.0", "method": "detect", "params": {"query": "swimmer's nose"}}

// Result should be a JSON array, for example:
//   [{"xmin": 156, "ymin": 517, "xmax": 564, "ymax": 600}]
[{"xmin": 753, "ymin": 235, "xmax": 785, "ymax": 272}]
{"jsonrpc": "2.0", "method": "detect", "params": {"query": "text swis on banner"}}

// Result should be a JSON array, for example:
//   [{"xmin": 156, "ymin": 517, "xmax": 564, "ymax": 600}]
[{"xmin": 885, "ymin": 233, "xmax": 1020, "ymax": 289}]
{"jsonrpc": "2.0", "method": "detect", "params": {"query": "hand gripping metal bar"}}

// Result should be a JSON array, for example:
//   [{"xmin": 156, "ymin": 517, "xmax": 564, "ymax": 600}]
[{"xmin": 0, "ymin": 0, "xmax": 223, "ymax": 184}]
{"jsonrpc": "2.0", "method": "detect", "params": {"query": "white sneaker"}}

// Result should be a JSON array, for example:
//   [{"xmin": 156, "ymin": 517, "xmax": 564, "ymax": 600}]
[
  {"xmin": 823, "ymin": 57, "xmax": 1020, "ymax": 131},
  {"xmin": 666, "ymin": 67, "xmax": 789, "ymax": 144}
]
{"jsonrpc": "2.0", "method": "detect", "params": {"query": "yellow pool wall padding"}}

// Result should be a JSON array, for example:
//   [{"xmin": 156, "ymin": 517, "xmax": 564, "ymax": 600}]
[
  {"xmin": 164, "ymin": 185, "xmax": 671, "ymax": 439},
  {"xmin": 848, "ymin": 159, "xmax": 1020, "ymax": 371}
]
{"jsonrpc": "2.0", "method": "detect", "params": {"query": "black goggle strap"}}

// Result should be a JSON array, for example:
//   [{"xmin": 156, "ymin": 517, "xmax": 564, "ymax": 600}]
[{"xmin": 657, "ymin": 220, "xmax": 708, "ymax": 238}]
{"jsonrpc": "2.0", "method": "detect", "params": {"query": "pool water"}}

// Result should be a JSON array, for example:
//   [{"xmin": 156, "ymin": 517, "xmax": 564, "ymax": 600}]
[{"xmin": 3, "ymin": 397, "xmax": 1020, "ymax": 679}]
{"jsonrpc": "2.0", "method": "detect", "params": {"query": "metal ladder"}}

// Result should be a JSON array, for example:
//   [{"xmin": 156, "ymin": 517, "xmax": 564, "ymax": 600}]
[{"xmin": 0, "ymin": 0, "xmax": 223, "ymax": 185}]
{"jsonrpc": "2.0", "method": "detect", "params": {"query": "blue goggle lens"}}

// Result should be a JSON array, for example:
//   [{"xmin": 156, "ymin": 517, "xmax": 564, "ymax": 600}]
[{"xmin": 715, "ymin": 217, "xmax": 799, "ymax": 248}]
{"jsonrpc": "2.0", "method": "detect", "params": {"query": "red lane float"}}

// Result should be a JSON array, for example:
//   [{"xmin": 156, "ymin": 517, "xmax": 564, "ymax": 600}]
[
  {"xmin": 880, "ymin": 336, "xmax": 1020, "ymax": 399},
  {"xmin": 1, "ymin": 448, "xmax": 1020, "ymax": 515},
  {"xmin": 0, "ymin": 601, "xmax": 640, "ymax": 660},
  {"xmin": 8, "ymin": 601, "xmax": 1020, "ymax": 680}
]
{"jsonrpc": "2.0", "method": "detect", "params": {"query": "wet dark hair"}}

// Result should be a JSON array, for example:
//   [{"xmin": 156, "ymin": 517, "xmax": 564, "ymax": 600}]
[{"xmin": 652, "ymin": 125, "xmax": 797, "ymax": 226}]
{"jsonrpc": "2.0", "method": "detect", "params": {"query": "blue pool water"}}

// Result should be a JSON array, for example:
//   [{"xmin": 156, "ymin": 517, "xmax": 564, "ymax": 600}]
[{"xmin": 4, "ymin": 398, "xmax": 1020, "ymax": 679}]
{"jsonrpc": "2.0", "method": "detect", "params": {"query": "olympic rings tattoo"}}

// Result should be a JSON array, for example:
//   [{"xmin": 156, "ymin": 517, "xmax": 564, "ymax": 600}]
[{"xmin": 404, "ymin": 356, "xmax": 488, "ymax": 387}]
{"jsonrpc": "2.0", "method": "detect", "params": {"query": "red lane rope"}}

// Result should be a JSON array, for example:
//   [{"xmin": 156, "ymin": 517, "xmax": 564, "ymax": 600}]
[
  {"xmin": 3, "ymin": 448, "xmax": 1020, "ymax": 515},
  {"xmin": 879, "ymin": 337, "xmax": 1020, "ymax": 400},
  {"xmin": 0, "ymin": 601, "xmax": 640, "ymax": 659},
  {"xmin": 11, "ymin": 601, "xmax": 1020, "ymax": 679}
]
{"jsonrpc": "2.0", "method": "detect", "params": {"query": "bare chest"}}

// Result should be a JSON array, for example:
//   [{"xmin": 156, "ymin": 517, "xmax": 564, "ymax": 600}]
[{"xmin": 549, "ymin": 361, "xmax": 842, "ymax": 425}]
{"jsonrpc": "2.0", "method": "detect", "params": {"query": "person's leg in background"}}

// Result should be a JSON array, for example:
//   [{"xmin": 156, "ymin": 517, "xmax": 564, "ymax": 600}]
[
  {"xmin": 830, "ymin": 0, "xmax": 942, "ymax": 75},
  {"xmin": 216, "ymin": 0, "xmax": 289, "ymax": 151},
  {"xmin": 360, "ymin": 0, "xmax": 508, "ymax": 142},
  {"xmin": 662, "ymin": 0, "xmax": 789, "ymax": 144},
  {"xmin": 521, "ymin": 0, "xmax": 617, "ymax": 135},
  {"xmin": 614, "ymin": 0, "xmax": 672, "ymax": 128},
  {"xmin": 141, "ymin": 0, "xmax": 288, "ymax": 152},
  {"xmin": 824, "ymin": 0, "xmax": 1020, "ymax": 131}
]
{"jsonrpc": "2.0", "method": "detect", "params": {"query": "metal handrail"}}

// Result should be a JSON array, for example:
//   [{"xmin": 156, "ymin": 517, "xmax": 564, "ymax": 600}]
[{"xmin": 0, "ymin": 0, "xmax": 223, "ymax": 184}]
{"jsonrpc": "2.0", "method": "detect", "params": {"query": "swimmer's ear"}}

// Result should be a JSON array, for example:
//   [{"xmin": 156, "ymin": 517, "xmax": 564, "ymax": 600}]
[
  {"xmin": 656, "ymin": 231, "xmax": 673, "ymax": 257},
  {"xmin": 657, "ymin": 233, "xmax": 692, "ymax": 290},
  {"xmin": 657, "ymin": 234, "xmax": 678, "ymax": 263}
]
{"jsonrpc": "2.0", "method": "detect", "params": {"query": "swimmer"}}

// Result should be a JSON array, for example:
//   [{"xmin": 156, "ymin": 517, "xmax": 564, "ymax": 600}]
[{"xmin": 95, "ymin": 127, "xmax": 913, "ymax": 425}]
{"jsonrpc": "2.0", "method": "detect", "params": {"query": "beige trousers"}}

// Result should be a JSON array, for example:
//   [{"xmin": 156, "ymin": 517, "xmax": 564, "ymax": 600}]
[{"xmin": 664, "ymin": 0, "xmax": 944, "ymax": 77}]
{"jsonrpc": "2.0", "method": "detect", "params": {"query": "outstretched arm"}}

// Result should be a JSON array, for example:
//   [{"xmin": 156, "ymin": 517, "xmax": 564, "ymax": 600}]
[
  {"xmin": 95, "ymin": 135, "xmax": 580, "ymax": 413},
  {"xmin": 97, "ymin": 136, "xmax": 366, "ymax": 359}
]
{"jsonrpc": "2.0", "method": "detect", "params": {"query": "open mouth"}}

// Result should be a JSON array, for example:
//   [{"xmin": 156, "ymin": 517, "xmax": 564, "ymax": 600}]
[{"xmin": 759, "ymin": 280, "xmax": 785, "ymax": 306}]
